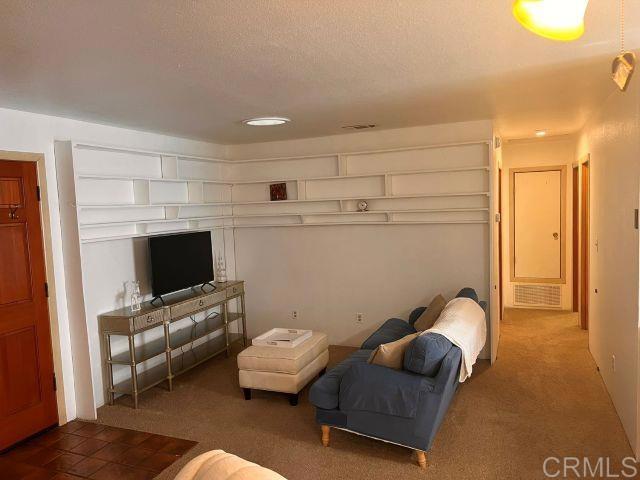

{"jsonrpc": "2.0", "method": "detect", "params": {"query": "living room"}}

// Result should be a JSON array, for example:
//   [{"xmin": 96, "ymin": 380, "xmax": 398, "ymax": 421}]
[{"xmin": 0, "ymin": 2, "xmax": 639, "ymax": 479}]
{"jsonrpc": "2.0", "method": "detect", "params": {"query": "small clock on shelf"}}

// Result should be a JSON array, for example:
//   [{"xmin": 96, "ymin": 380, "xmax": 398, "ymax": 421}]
[{"xmin": 357, "ymin": 200, "xmax": 368, "ymax": 212}]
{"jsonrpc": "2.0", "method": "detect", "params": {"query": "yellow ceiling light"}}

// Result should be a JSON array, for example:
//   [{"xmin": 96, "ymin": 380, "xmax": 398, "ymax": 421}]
[{"xmin": 513, "ymin": 0, "xmax": 589, "ymax": 41}]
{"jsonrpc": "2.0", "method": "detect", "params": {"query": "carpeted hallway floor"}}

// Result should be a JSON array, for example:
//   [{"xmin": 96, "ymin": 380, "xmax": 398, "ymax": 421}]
[{"xmin": 96, "ymin": 309, "xmax": 634, "ymax": 479}]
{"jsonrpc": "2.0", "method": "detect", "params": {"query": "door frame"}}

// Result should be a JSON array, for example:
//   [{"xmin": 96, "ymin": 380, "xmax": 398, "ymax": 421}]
[
  {"xmin": 509, "ymin": 165, "xmax": 568, "ymax": 284},
  {"xmin": 498, "ymin": 167, "xmax": 504, "ymax": 320},
  {"xmin": 579, "ymin": 157, "xmax": 590, "ymax": 330},
  {"xmin": 0, "ymin": 150, "xmax": 68, "ymax": 425},
  {"xmin": 572, "ymin": 165, "xmax": 580, "ymax": 312}
]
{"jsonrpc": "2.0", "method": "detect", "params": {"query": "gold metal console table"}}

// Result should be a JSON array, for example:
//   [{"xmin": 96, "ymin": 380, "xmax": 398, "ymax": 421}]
[{"xmin": 99, "ymin": 281, "xmax": 246, "ymax": 408}]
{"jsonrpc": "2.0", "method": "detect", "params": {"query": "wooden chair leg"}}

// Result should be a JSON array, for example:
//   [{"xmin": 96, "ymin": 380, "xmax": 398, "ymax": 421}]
[
  {"xmin": 416, "ymin": 450, "xmax": 427, "ymax": 469},
  {"xmin": 321, "ymin": 425, "xmax": 331, "ymax": 447}
]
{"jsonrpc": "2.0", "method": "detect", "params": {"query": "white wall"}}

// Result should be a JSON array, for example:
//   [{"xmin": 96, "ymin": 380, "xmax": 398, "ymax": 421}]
[
  {"xmin": 228, "ymin": 120, "xmax": 496, "ymax": 351},
  {"xmin": 0, "ymin": 107, "xmax": 226, "ymax": 420},
  {"xmin": 228, "ymin": 121, "xmax": 493, "ymax": 159},
  {"xmin": 576, "ymin": 76, "xmax": 640, "ymax": 455},
  {"xmin": 234, "ymin": 224, "xmax": 489, "ymax": 347},
  {"xmin": 501, "ymin": 135, "xmax": 576, "ymax": 310}
]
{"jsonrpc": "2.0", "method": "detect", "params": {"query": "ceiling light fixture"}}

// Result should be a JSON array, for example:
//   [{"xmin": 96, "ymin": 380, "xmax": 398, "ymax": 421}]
[
  {"xmin": 535, "ymin": 130, "xmax": 547, "ymax": 137},
  {"xmin": 513, "ymin": 0, "xmax": 589, "ymax": 42},
  {"xmin": 242, "ymin": 117, "xmax": 290, "ymax": 126},
  {"xmin": 611, "ymin": 0, "xmax": 635, "ymax": 92}
]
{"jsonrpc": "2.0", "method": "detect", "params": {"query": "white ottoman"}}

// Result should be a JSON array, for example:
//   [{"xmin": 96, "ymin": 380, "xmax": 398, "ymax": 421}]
[{"xmin": 237, "ymin": 331, "xmax": 329, "ymax": 405}]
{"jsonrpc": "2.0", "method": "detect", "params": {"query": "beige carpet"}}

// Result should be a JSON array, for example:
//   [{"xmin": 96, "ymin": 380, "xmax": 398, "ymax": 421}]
[{"xmin": 96, "ymin": 309, "xmax": 634, "ymax": 479}]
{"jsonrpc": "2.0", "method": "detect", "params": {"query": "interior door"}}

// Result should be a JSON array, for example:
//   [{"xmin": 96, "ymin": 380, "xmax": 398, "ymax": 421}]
[
  {"xmin": 513, "ymin": 169, "xmax": 562, "ymax": 280},
  {"xmin": 0, "ymin": 160, "xmax": 57, "ymax": 450}
]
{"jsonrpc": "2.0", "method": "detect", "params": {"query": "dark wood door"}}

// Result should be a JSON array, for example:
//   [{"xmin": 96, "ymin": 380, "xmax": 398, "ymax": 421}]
[{"xmin": 0, "ymin": 160, "xmax": 57, "ymax": 450}]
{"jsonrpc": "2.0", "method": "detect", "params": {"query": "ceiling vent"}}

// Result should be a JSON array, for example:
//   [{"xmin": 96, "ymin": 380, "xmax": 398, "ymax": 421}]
[{"xmin": 342, "ymin": 124, "xmax": 377, "ymax": 130}]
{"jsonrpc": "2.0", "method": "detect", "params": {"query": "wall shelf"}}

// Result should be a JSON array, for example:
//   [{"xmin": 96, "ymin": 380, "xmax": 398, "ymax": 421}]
[
  {"xmin": 67, "ymin": 139, "xmax": 491, "ymax": 243},
  {"xmin": 75, "ymin": 192, "xmax": 489, "ymax": 209},
  {"xmin": 228, "ymin": 165, "xmax": 489, "ymax": 185}
]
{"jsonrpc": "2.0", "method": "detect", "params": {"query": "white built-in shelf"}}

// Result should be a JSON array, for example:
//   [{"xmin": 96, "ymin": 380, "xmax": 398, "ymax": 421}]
[
  {"xmin": 77, "ymin": 165, "xmax": 487, "ymax": 186},
  {"xmin": 76, "ymin": 191, "xmax": 490, "ymax": 209},
  {"xmin": 79, "ymin": 220, "xmax": 489, "ymax": 243},
  {"xmin": 77, "ymin": 174, "xmax": 234, "ymax": 185},
  {"xmin": 228, "ymin": 165, "xmax": 489, "ymax": 185},
  {"xmin": 78, "ymin": 207, "xmax": 490, "ymax": 228},
  {"xmin": 70, "ymin": 139, "xmax": 493, "ymax": 243}
]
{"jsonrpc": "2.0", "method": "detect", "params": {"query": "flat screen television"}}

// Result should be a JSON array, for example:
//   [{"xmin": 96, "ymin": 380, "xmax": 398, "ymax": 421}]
[{"xmin": 149, "ymin": 231, "xmax": 214, "ymax": 298}]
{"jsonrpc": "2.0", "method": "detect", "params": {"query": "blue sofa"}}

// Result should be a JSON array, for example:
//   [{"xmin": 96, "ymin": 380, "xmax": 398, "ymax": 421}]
[{"xmin": 309, "ymin": 288, "xmax": 485, "ymax": 468}]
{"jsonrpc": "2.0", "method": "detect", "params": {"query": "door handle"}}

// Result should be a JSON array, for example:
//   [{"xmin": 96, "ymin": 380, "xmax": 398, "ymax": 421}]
[{"xmin": 553, "ymin": 232, "xmax": 559, "ymax": 240}]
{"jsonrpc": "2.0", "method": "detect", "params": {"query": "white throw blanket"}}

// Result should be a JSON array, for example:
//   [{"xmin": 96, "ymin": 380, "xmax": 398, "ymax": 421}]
[{"xmin": 426, "ymin": 297, "xmax": 487, "ymax": 382}]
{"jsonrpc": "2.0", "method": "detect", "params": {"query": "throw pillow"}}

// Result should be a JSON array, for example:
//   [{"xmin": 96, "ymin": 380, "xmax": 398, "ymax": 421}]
[
  {"xmin": 413, "ymin": 294, "xmax": 447, "ymax": 331},
  {"xmin": 368, "ymin": 332, "xmax": 419, "ymax": 370},
  {"xmin": 404, "ymin": 332, "xmax": 453, "ymax": 377}
]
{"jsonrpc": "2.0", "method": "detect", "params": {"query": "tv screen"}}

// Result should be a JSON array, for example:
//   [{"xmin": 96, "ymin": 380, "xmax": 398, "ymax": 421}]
[{"xmin": 149, "ymin": 232, "xmax": 214, "ymax": 297}]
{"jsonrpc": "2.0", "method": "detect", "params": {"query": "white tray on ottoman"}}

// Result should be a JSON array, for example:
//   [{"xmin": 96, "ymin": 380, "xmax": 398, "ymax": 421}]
[
  {"xmin": 238, "ymin": 331, "xmax": 328, "ymax": 406},
  {"xmin": 252, "ymin": 328, "xmax": 312, "ymax": 348}
]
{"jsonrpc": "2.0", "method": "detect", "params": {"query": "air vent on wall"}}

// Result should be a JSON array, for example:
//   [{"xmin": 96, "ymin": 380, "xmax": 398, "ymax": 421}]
[
  {"xmin": 514, "ymin": 284, "xmax": 561, "ymax": 308},
  {"xmin": 342, "ymin": 124, "xmax": 377, "ymax": 130}
]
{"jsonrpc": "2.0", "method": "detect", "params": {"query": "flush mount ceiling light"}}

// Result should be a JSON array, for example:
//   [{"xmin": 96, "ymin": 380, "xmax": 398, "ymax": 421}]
[
  {"xmin": 535, "ymin": 130, "xmax": 547, "ymax": 137},
  {"xmin": 513, "ymin": 0, "xmax": 589, "ymax": 41},
  {"xmin": 242, "ymin": 117, "xmax": 290, "ymax": 126}
]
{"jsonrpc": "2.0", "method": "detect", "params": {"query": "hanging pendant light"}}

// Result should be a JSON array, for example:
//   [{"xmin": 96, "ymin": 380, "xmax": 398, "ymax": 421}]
[
  {"xmin": 612, "ymin": 0, "xmax": 635, "ymax": 91},
  {"xmin": 513, "ymin": 0, "xmax": 589, "ymax": 41}
]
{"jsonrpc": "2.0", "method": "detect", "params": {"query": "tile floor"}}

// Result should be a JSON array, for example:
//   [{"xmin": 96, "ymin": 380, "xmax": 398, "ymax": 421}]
[{"xmin": 0, "ymin": 421, "xmax": 197, "ymax": 479}]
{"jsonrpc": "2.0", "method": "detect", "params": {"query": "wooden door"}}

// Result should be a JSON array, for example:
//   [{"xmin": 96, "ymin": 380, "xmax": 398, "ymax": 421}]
[
  {"xmin": 512, "ymin": 169, "xmax": 564, "ymax": 281},
  {"xmin": 0, "ymin": 160, "xmax": 57, "ymax": 450},
  {"xmin": 580, "ymin": 162, "xmax": 590, "ymax": 330}
]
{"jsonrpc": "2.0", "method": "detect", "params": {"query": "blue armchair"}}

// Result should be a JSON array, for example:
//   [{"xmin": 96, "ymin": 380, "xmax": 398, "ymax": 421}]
[{"xmin": 309, "ymin": 288, "xmax": 484, "ymax": 468}]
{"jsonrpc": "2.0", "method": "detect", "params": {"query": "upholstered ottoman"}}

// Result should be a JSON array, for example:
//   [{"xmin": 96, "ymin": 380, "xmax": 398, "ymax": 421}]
[{"xmin": 237, "ymin": 331, "xmax": 329, "ymax": 405}]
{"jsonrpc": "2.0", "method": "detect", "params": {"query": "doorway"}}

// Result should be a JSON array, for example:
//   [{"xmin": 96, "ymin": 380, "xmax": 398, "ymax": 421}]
[
  {"xmin": 579, "ymin": 161, "xmax": 590, "ymax": 330},
  {"xmin": 0, "ymin": 159, "xmax": 58, "ymax": 450}
]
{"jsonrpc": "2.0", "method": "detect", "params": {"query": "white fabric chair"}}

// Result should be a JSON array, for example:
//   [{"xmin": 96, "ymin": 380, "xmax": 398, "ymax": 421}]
[{"xmin": 174, "ymin": 450, "xmax": 287, "ymax": 480}]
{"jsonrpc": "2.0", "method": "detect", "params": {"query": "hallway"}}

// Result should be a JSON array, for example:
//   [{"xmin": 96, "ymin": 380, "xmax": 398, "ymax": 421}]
[{"xmin": 441, "ymin": 308, "xmax": 635, "ymax": 477}]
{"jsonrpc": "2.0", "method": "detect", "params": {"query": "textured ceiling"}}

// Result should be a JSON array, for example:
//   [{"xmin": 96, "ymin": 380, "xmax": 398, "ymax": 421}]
[{"xmin": 1, "ymin": 1, "xmax": 638, "ymax": 144}]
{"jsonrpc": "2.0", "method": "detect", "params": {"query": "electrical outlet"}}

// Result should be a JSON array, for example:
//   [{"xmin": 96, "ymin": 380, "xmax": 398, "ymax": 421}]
[
  {"xmin": 612, "ymin": 355, "xmax": 616, "ymax": 372},
  {"xmin": 292, "ymin": 310, "xmax": 298, "ymax": 320},
  {"xmin": 356, "ymin": 313, "xmax": 364, "ymax": 323}
]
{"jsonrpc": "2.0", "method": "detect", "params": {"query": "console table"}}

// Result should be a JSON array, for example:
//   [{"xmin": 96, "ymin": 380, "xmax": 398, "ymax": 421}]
[{"xmin": 99, "ymin": 280, "xmax": 246, "ymax": 408}]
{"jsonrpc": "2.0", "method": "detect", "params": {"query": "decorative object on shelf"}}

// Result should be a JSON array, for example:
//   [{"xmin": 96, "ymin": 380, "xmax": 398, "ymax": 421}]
[
  {"xmin": 357, "ymin": 200, "xmax": 369, "ymax": 212},
  {"xmin": 513, "ymin": 0, "xmax": 589, "ymax": 42},
  {"xmin": 611, "ymin": 0, "xmax": 635, "ymax": 92},
  {"xmin": 126, "ymin": 280, "xmax": 142, "ymax": 312},
  {"xmin": 269, "ymin": 183, "xmax": 287, "ymax": 201},
  {"xmin": 215, "ymin": 251, "xmax": 228, "ymax": 283}
]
